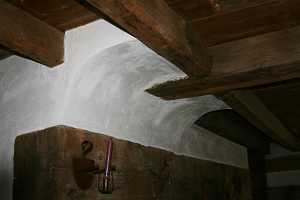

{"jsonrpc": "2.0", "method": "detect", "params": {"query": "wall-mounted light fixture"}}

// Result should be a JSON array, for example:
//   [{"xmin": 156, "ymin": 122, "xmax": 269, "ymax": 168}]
[{"xmin": 72, "ymin": 138, "xmax": 115, "ymax": 194}]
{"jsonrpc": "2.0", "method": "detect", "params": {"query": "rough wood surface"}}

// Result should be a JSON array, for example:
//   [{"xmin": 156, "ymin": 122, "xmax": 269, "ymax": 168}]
[
  {"xmin": 7, "ymin": 0, "xmax": 100, "ymax": 31},
  {"xmin": 254, "ymin": 79, "xmax": 300, "ymax": 139},
  {"xmin": 222, "ymin": 91, "xmax": 300, "ymax": 150},
  {"xmin": 165, "ymin": 0, "xmax": 265, "ymax": 21},
  {"xmin": 189, "ymin": 0, "xmax": 300, "ymax": 46},
  {"xmin": 196, "ymin": 109, "xmax": 270, "ymax": 153},
  {"xmin": 14, "ymin": 126, "xmax": 252, "ymax": 200},
  {"xmin": 0, "ymin": 1, "xmax": 64, "ymax": 67},
  {"xmin": 87, "ymin": 0, "xmax": 211, "ymax": 76},
  {"xmin": 146, "ymin": 26, "xmax": 300, "ymax": 99}
]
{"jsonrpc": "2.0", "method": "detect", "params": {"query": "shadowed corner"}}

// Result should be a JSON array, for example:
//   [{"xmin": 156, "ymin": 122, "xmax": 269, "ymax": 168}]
[{"xmin": 0, "ymin": 169, "xmax": 12, "ymax": 200}]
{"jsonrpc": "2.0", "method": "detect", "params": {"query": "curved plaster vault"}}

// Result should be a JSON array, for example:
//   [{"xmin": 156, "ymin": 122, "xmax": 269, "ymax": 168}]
[{"xmin": 0, "ymin": 20, "xmax": 248, "ymax": 199}]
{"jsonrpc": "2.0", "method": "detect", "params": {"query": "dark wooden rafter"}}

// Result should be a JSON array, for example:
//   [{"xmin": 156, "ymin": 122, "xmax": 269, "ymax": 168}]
[
  {"xmin": 0, "ymin": 1, "xmax": 64, "ymax": 67},
  {"xmin": 189, "ymin": 0, "xmax": 300, "ymax": 46},
  {"xmin": 253, "ymin": 79, "xmax": 300, "ymax": 139},
  {"xmin": 167, "ymin": 0, "xmax": 299, "ymax": 46},
  {"xmin": 86, "ymin": 0, "xmax": 212, "ymax": 76},
  {"xmin": 196, "ymin": 109, "xmax": 270, "ymax": 153},
  {"xmin": 147, "ymin": 26, "xmax": 300, "ymax": 99},
  {"xmin": 165, "ymin": 0, "xmax": 267, "ymax": 21},
  {"xmin": 7, "ymin": 0, "xmax": 100, "ymax": 31},
  {"xmin": 221, "ymin": 90, "xmax": 300, "ymax": 150}
]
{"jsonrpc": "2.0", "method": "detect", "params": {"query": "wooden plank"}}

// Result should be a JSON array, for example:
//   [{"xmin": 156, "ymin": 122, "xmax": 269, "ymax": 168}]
[
  {"xmin": 266, "ymin": 155, "xmax": 300, "ymax": 172},
  {"xmin": 146, "ymin": 26, "xmax": 300, "ymax": 99},
  {"xmin": 189, "ymin": 0, "xmax": 300, "ymax": 46},
  {"xmin": 14, "ymin": 126, "xmax": 252, "ymax": 200},
  {"xmin": 165, "ymin": 0, "xmax": 266, "ymax": 21},
  {"xmin": 222, "ymin": 91, "xmax": 300, "ymax": 150},
  {"xmin": 196, "ymin": 109, "xmax": 270, "ymax": 153},
  {"xmin": 87, "ymin": 0, "xmax": 211, "ymax": 76},
  {"xmin": 8, "ymin": 0, "xmax": 100, "ymax": 31},
  {"xmin": 0, "ymin": 1, "xmax": 64, "ymax": 67}
]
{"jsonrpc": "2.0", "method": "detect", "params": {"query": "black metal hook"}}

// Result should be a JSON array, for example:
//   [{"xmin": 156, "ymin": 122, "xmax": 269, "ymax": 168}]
[{"xmin": 81, "ymin": 140, "xmax": 93, "ymax": 157}]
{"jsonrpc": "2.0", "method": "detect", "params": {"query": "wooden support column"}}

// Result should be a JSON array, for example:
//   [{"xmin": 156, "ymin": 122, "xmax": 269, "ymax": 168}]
[
  {"xmin": 0, "ymin": 1, "xmax": 64, "ymax": 67},
  {"xmin": 86, "ymin": 0, "xmax": 211, "ymax": 76},
  {"xmin": 222, "ymin": 91, "xmax": 300, "ymax": 150}
]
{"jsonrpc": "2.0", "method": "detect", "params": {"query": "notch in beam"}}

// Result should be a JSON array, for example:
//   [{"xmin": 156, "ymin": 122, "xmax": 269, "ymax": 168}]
[
  {"xmin": 146, "ymin": 26, "xmax": 300, "ymax": 99},
  {"xmin": 86, "ymin": 0, "xmax": 211, "ymax": 76}
]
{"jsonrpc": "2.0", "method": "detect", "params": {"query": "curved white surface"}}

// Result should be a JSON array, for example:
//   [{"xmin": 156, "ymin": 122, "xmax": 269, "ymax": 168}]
[{"xmin": 0, "ymin": 20, "xmax": 247, "ymax": 199}]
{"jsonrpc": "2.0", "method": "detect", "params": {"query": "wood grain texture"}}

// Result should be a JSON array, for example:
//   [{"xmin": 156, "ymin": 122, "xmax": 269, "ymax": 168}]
[
  {"xmin": 197, "ymin": 109, "xmax": 270, "ymax": 153},
  {"xmin": 7, "ymin": 0, "xmax": 100, "ymax": 31},
  {"xmin": 87, "ymin": 0, "xmax": 211, "ymax": 76},
  {"xmin": 165, "ymin": 0, "xmax": 265, "ymax": 21},
  {"xmin": 222, "ymin": 91, "xmax": 300, "ymax": 150},
  {"xmin": 189, "ymin": 0, "xmax": 300, "ymax": 46},
  {"xmin": 14, "ymin": 126, "xmax": 252, "ymax": 200},
  {"xmin": 146, "ymin": 26, "xmax": 300, "ymax": 99},
  {"xmin": 254, "ymin": 80, "xmax": 300, "ymax": 139},
  {"xmin": 0, "ymin": 1, "xmax": 64, "ymax": 67}
]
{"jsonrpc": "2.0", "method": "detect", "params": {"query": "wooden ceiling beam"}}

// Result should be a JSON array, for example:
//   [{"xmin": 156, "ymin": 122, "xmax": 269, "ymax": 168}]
[
  {"xmin": 0, "ymin": 1, "xmax": 64, "ymax": 67},
  {"xmin": 196, "ymin": 109, "xmax": 270, "ymax": 153},
  {"xmin": 222, "ymin": 91, "xmax": 300, "ymax": 150},
  {"xmin": 7, "ymin": 0, "xmax": 100, "ymax": 31},
  {"xmin": 147, "ymin": 26, "xmax": 300, "ymax": 99},
  {"xmin": 189, "ymin": 0, "xmax": 300, "ymax": 46},
  {"xmin": 87, "ymin": 0, "xmax": 212, "ymax": 76},
  {"xmin": 166, "ymin": 0, "xmax": 266, "ymax": 21}
]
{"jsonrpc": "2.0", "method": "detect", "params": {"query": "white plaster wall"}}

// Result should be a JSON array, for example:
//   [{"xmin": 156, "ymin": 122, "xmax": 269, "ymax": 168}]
[{"xmin": 0, "ymin": 20, "xmax": 248, "ymax": 200}]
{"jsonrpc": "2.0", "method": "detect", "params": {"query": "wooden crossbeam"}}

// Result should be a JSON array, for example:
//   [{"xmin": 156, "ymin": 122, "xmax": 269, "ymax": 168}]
[
  {"xmin": 189, "ymin": 0, "xmax": 300, "ymax": 46},
  {"xmin": 0, "ymin": 1, "xmax": 64, "ymax": 67},
  {"xmin": 87, "ymin": 0, "xmax": 211, "ymax": 76},
  {"xmin": 222, "ymin": 91, "xmax": 300, "ymax": 150},
  {"xmin": 147, "ymin": 26, "xmax": 300, "ymax": 99},
  {"xmin": 165, "ymin": 0, "xmax": 267, "ymax": 21},
  {"xmin": 8, "ymin": 0, "xmax": 100, "ymax": 31},
  {"xmin": 197, "ymin": 109, "xmax": 270, "ymax": 153}
]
